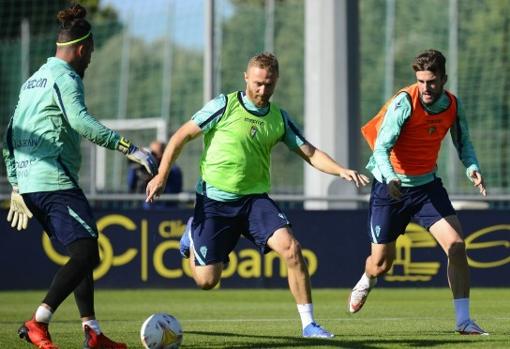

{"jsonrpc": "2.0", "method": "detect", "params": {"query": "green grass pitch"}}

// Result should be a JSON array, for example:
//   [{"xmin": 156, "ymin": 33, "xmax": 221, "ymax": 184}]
[{"xmin": 1, "ymin": 288, "xmax": 509, "ymax": 348}]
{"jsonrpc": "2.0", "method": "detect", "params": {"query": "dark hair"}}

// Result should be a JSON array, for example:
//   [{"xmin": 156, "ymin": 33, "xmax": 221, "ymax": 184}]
[
  {"xmin": 247, "ymin": 52, "xmax": 279, "ymax": 76},
  {"xmin": 56, "ymin": 4, "xmax": 91, "ymax": 45},
  {"xmin": 412, "ymin": 49, "xmax": 446, "ymax": 78}
]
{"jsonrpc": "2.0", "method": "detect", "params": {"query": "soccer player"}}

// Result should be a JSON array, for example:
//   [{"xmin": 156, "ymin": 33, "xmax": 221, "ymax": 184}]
[
  {"xmin": 349, "ymin": 49, "xmax": 488, "ymax": 335},
  {"xmin": 146, "ymin": 52, "xmax": 370, "ymax": 338},
  {"xmin": 2, "ymin": 4, "xmax": 158, "ymax": 349}
]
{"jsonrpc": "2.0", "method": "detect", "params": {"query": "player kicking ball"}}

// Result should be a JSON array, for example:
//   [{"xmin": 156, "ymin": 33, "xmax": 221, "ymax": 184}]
[{"xmin": 147, "ymin": 52, "xmax": 370, "ymax": 339}]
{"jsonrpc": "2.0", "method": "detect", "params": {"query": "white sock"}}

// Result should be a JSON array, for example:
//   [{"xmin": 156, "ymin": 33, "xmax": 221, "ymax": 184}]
[
  {"xmin": 356, "ymin": 272, "xmax": 377, "ymax": 289},
  {"xmin": 83, "ymin": 319, "xmax": 102, "ymax": 335},
  {"xmin": 454, "ymin": 298, "xmax": 470, "ymax": 326},
  {"xmin": 35, "ymin": 306, "xmax": 53, "ymax": 323},
  {"xmin": 297, "ymin": 303, "xmax": 314, "ymax": 329}
]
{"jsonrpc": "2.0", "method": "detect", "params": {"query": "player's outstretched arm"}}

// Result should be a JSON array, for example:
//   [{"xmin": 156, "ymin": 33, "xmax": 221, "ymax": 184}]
[
  {"xmin": 146, "ymin": 121, "xmax": 202, "ymax": 202},
  {"xmin": 294, "ymin": 143, "xmax": 370, "ymax": 188}
]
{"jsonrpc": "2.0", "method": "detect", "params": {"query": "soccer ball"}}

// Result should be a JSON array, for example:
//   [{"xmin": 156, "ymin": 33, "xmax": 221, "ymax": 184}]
[{"xmin": 140, "ymin": 313, "xmax": 183, "ymax": 349}]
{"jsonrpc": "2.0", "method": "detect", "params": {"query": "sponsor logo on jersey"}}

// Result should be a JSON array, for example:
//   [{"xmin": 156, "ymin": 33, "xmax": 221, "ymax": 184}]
[
  {"xmin": 244, "ymin": 117, "xmax": 265, "ymax": 126},
  {"xmin": 23, "ymin": 78, "xmax": 47, "ymax": 90}
]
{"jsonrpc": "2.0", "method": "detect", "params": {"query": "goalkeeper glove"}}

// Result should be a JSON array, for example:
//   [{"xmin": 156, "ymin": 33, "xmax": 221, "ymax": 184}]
[
  {"xmin": 117, "ymin": 137, "xmax": 158, "ymax": 176},
  {"xmin": 7, "ymin": 187, "xmax": 33, "ymax": 231}
]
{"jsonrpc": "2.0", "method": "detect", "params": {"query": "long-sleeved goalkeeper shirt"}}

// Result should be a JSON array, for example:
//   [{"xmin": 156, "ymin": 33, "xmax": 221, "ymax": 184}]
[{"xmin": 3, "ymin": 57, "xmax": 120, "ymax": 193}]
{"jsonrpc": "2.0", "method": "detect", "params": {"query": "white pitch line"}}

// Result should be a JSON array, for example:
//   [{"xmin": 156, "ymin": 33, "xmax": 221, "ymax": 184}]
[{"xmin": 178, "ymin": 317, "xmax": 510, "ymax": 323}]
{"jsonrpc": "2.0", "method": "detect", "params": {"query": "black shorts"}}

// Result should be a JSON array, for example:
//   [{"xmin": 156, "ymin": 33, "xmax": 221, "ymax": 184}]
[
  {"xmin": 23, "ymin": 188, "xmax": 98, "ymax": 246},
  {"xmin": 368, "ymin": 178, "xmax": 456, "ymax": 244},
  {"xmin": 190, "ymin": 193, "xmax": 290, "ymax": 265}
]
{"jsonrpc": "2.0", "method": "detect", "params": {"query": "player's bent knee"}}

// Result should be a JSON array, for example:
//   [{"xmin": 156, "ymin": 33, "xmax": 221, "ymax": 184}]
[
  {"xmin": 448, "ymin": 241, "xmax": 467, "ymax": 261},
  {"xmin": 280, "ymin": 240, "xmax": 302, "ymax": 267},
  {"xmin": 369, "ymin": 257, "xmax": 393, "ymax": 276},
  {"xmin": 284, "ymin": 237, "xmax": 301, "ymax": 254},
  {"xmin": 193, "ymin": 265, "xmax": 221, "ymax": 290},
  {"xmin": 379, "ymin": 260, "xmax": 393, "ymax": 274},
  {"xmin": 374, "ymin": 263, "xmax": 392, "ymax": 275},
  {"xmin": 195, "ymin": 277, "xmax": 219, "ymax": 290},
  {"xmin": 74, "ymin": 255, "xmax": 98, "ymax": 271},
  {"xmin": 67, "ymin": 238, "xmax": 100, "ymax": 270}
]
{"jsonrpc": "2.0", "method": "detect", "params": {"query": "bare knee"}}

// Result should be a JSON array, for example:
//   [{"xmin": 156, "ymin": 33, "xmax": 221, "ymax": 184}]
[
  {"xmin": 279, "ymin": 238, "xmax": 303, "ymax": 269},
  {"xmin": 375, "ymin": 259, "xmax": 393, "ymax": 275},
  {"xmin": 192, "ymin": 265, "xmax": 222, "ymax": 290},
  {"xmin": 367, "ymin": 256, "xmax": 394, "ymax": 276},
  {"xmin": 194, "ymin": 276, "xmax": 219, "ymax": 290},
  {"xmin": 268, "ymin": 229, "xmax": 306, "ymax": 270}
]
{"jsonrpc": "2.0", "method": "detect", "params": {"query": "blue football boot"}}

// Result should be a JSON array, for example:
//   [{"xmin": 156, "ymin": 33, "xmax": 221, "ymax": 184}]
[
  {"xmin": 302, "ymin": 322, "xmax": 334, "ymax": 338},
  {"xmin": 179, "ymin": 217, "xmax": 193, "ymax": 259}
]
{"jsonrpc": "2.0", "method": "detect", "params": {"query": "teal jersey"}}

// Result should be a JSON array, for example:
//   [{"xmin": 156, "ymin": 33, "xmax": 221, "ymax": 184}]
[
  {"xmin": 2, "ymin": 57, "xmax": 120, "ymax": 193},
  {"xmin": 192, "ymin": 91, "xmax": 306, "ymax": 201},
  {"xmin": 367, "ymin": 91, "xmax": 481, "ymax": 186}
]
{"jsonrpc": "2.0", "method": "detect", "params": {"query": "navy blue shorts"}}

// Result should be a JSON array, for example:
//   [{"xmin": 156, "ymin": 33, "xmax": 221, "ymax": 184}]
[
  {"xmin": 22, "ymin": 189, "xmax": 98, "ymax": 246},
  {"xmin": 368, "ymin": 178, "xmax": 456, "ymax": 244},
  {"xmin": 190, "ymin": 193, "xmax": 290, "ymax": 265}
]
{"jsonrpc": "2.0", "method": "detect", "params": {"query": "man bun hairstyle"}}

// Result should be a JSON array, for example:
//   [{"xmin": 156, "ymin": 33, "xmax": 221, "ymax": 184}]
[
  {"xmin": 247, "ymin": 52, "xmax": 279, "ymax": 76},
  {"xmin": 412, "ymin": 49, "xmax": 446, "ymax": 78},
  {"xmin": 56, "ymin": 4, "xmax": 91, "ymax": 46}
]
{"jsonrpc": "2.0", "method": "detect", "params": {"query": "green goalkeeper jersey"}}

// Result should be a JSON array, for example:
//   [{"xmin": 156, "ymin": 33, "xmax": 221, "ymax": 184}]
[{"xmin": 2, "ymin": 57, "xmax": 120, "ymax": 194}]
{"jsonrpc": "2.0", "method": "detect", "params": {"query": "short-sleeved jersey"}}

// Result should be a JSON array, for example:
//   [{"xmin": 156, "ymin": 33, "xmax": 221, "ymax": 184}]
[
  {"xmin": 191, "ymin": 91, "xmax": 306, "ymax": 201},
  {"xmin": 2, "ymin": 57, "xmax": 120, "ymax": 193}
]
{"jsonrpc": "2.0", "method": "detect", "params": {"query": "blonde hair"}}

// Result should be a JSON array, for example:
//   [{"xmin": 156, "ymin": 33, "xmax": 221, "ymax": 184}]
[{"xmin": 247, "ymin": 52, "xmax": 279, "ymax": 76}]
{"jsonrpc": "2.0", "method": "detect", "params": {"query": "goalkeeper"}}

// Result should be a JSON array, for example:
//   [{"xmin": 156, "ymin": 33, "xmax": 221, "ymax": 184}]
[{"xmin": 2, "ymin": 4, "xmax": 156, "ymax": 349}]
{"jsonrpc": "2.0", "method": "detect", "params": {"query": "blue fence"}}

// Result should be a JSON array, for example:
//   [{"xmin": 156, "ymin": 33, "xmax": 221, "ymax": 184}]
[{"xmin": 0, "ymin": 209, "xmax": 508, "ymax": 289}]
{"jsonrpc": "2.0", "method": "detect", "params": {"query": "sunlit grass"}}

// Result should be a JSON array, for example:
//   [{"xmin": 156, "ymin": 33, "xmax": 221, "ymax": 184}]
[{"xmin": 1, "ymin": 288, "xmax": 509, "ymax": 348}]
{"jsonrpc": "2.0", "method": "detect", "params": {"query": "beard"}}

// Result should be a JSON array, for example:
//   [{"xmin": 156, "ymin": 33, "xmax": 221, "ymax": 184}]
[
  {"xmin": 253, "ymin": 96, "xmax": 268, "ymax": 107},
  {"xmin": 420, "ymin": 90, "xmax": 441, "ymax": 105},
  {"xmin": 75, "ymin": 62, "xmax": 88, "ymax": 79},
  {"xmin": 248, "ymin": 91, "xmax": 268, "ymax": 107}
]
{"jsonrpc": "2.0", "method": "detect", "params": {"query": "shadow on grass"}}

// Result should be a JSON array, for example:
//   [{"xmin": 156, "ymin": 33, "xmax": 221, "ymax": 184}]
[{"xmin": 186, "ymin": 330, "xmax": 483, "ymax": 348}]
